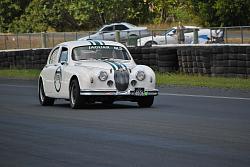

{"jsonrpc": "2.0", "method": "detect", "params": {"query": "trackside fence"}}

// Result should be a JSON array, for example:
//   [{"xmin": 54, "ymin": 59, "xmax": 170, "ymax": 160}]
[{"xmin": 0, "ymin": 26, "xmax": 250, "ymax": 50}]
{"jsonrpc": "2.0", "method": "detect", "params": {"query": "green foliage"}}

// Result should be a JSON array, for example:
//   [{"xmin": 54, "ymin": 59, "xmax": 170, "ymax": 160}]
[
  {"xmin": 0, "ymin": 0, "xmax": 250, "ymax": 32},
  {"xmin": 189, "ymin": 0, "xmax": 250, "ymax": 26}
]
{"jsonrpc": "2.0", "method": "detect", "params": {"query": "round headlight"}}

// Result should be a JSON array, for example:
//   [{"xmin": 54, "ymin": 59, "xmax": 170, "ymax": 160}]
[
  {"xmin": 136, "ymin": 71, "xmax": 145, "ymax": 81},
  {"xmin": 98, "ymin": 71, "xmax": 108, "ymax": 81}
]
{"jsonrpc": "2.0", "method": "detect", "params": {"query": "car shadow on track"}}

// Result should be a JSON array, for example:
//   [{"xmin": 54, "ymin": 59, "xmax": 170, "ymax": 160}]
[{"xmin": 52, "ymin": 101, "xmax": 139, "ymax": 110}]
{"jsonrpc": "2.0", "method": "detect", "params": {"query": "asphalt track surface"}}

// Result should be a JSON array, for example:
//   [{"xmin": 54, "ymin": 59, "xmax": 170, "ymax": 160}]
[{"xmin": 0, "ymin": 78, "xmax": 250, "ymax": 167}]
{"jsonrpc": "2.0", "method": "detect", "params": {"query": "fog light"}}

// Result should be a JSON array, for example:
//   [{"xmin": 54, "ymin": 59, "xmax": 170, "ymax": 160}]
[
  {"xmin": 131, "ymin": 80, "xmax": 137, "ymax": 87},
  {"xmin": 107, "ymin": 80, "xmax": 113, "ymax": 87}
]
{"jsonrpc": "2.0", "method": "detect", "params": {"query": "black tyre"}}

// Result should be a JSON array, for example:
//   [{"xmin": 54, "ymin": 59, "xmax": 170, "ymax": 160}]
[
  {"xmin": 102, "ymin": 98, "xmax": 114, "ymax": 106},
  {"xmin": 69, "ymin": 79, "xmax": 83, "ymax": 109},
  {"xmin": 145, "ymin": 41, "xmax": 157, "ymax": 47},
  {"xmin": 137, "ymin": 96, "xmax": 154, "ymax": 108},
  {"xmin": 39, "ymin": 79, "xmax": 55, "ymax": 106}
]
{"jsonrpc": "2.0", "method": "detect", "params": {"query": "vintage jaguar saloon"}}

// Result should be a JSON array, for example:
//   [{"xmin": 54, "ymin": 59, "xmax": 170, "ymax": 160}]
[{"xmin": 39, "ymin": 40, "xmax": 158, "ymax": 108}]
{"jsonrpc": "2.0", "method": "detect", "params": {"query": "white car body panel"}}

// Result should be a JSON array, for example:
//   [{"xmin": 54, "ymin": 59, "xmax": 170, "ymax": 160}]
[
  {"xmin": 39, "ymin": 40, "xmax": 158, "ymax": 101},
  {"xmin": 137, "ymin": 26, "xmax": 220, "ymax": 46},
  {"xmin": 78, "ymin": 22, "xmax": 150, "ymax": 41}
]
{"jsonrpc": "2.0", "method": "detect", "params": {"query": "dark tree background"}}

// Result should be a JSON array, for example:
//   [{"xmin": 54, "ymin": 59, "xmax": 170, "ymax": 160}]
[{"xmin": 0, "ymin": 0, "xmax": 249, "ymax": 32}]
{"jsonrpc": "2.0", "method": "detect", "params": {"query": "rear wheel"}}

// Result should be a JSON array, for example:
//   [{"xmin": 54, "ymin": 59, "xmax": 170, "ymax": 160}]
[
  {"xmin": 137, "ymin": 96, "xmax": 154, "ymax": 108},
  {"xmin": 39, "ymin": 79, "xmax": 54, "ymax": 106},
  {"xmin": 145, "ymin": 41, "xmax": 157, "ymax": 47},
  {"xmin": 69, "ymin": 79, "xmax": 83, "ymax": 109}
]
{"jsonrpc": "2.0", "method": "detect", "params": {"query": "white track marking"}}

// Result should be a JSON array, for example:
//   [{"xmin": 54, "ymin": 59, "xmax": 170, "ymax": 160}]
[{"xmin": 160, "ymin": 93, "xmax": 250, "ymax": 101}]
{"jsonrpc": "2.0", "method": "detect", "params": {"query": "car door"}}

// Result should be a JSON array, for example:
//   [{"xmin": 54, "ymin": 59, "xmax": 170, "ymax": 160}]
[
  {"xmin": 42, "ymin": 46, "xmax": 61, "ymax": 96},
  {"xmin": 115, "ymin": 24, "xmax": 129, "ymax": 40},
  {"xmin": 57, "ymin": 46, "xmax": 71, "ymax": 98}
]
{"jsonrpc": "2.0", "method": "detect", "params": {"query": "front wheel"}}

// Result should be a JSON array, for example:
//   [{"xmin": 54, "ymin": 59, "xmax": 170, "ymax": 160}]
[
  {"xmin": 69, "ymin": 79, "xmax": 83, "ymax": 109},
  {"xmin": 39, "ymin": 79, "xmax": 55, "ymax": 106},
  {"xmin": 137, "ymin": 96, "xmax": 154, "ymax": 108}
]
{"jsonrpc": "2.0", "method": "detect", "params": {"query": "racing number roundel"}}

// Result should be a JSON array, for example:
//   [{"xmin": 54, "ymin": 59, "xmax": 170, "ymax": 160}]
[{"xmin": 54, "ymin": 66, "xmax": 62, "ymax": 92}]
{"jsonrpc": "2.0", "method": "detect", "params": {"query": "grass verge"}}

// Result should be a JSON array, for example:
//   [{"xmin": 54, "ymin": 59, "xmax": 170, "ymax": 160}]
[
  {"xmin": 0, "ymin": 69, "xmax": 40, "ymax": 79},
  {"xmin": 0, "ymin": 69, "xmax": 249, "ymax": 90},
  {"xmin": 156, "ymin": 73, "xmax": 250, "ymax": 90}
]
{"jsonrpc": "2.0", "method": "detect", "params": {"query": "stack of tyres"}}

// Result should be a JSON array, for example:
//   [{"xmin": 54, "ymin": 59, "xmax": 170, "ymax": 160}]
[
  {"xmin": 212, "ymin": 46, "xmax": 248, "ymax": 78},
  {"xmin": 128, "ymin": 47, "xmax": 143, "ymax": 65},
  {"xmin": 235, "ymin": 46, "xmax": 248, "ymax": 78},
  {"xmin": 149, "ymin": 48, "xmax": 158, "ymax": 71},
  {"xmin": 247, "ymin": 47, "xmax": 250, "ymax": 78},
  {"xmin": 157, "ymin": 47, "xmax": 178, "ymax": 73},
  {"xmin": 0, "ymin": 52, "xmax": 3, "ymax": 69},
  {"xmin": 141, "ymin": 48, "xmax": 151, "ymax": 66},
  {"xmin": 211, "ymin": 47, "xmax": 223, "ymax": 77},
  {"xmin": 1, "ymin": 52, "xmax": 9, "ymax": 69},
  {"xmin": 25, "ymin": 50, "xmax": 33, "ymax": 69},
  {"xmin": 199, "ymin": 47, "xmax": 211, "ymax": 75}
]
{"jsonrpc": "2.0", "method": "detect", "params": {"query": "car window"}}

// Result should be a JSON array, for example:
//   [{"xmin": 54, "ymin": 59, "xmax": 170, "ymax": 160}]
[
  {"xmin": 184, "ymin": 29, "xmax": 198, "ymax": 33},
  {"xmin": 59, "ymin": 47, "xmax": 68, "ymax": 63},
  {"xmin": 72, "ymin": 45, "xmax": 131, "ymax": 61},
  {"xmin": 101, "ymin": 26, "xmax": 113, "ymax": 32},
  {"xmin": 49, "ymin": 47, "xmax": 59, "ymax": 64},
  {"xmin": 115, "ymin": 24, "xmax": 129, "ymax": 30}
]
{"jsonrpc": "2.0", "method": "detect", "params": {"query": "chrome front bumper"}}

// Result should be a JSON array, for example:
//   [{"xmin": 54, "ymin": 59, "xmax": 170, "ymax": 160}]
[{"xmin": 80, "ymin": 89, "xmax": 158, "ymax": 96}]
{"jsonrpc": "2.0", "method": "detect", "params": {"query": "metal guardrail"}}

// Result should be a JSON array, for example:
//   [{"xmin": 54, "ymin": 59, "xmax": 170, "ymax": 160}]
[{"xmin": 0, "ymin": 26, "xmax": 250, "ymax": 50}]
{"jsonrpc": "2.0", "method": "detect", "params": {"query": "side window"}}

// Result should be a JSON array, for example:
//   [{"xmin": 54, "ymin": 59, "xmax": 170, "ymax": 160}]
[
  {"xmin": 59, "ymin": 47, "xmax": 68, "ymax": 63},
  {"xmin": 184, "ymin": 29, "xmax": 197, "ymax": 34},
  {"xmin": 49, "ymin": 47, "xmax": 59, "ymax": 64},
  {"xmin": 101, "ymin": 26, "xmax": 113, "ymax": 32},
  {"xmin": 115, "ymin": 24, "xmax": 129, "ymax": 30}
]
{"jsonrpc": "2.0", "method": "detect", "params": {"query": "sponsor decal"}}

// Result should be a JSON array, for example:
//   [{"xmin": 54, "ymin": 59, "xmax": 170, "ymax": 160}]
[
  {"xmin": 54, "ymin": 66, "xmax": 62, "ymax": 92},
  {"xmin": 88, "ymin": 45, "xmax": 110, "ymax": 50}
]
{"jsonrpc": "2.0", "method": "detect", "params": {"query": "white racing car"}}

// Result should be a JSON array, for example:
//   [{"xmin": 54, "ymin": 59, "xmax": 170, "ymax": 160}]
[
  {"xmin": 38, "ymin": 40, "xmax": 158, "ymax": 109},
  {"xmin": 78, "ymin": 22, "xmax": 150, "ymax": 42},
  {"xmin": 137, "ymin": 26, "xmax": 224, "ymax": 46}
]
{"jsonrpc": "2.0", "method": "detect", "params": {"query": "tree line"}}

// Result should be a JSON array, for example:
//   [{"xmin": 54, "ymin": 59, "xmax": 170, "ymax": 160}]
[{"xmin": 0, "ymin": 0, "xmax": 249, "ymax": 33}]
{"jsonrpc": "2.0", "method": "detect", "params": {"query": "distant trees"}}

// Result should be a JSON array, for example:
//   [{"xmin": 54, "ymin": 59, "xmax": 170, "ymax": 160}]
[
  {"xmin": 0, "ymin": 0, "xmax": 249, "ymax": 32},
  {"xmin": 189, "ymin": 0, "xmax": 250, "ymax": 26}
]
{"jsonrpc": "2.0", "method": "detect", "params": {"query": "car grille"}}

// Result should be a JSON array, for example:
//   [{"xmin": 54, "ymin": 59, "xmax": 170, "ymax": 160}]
[{"xmin": 114, "ymin": 70, "xmax": 129, "ymax": 91}]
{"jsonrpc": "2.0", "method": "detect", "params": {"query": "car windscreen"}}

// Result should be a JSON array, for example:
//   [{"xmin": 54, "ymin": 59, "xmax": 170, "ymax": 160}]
[
  {"xmin": 72, "ymin": 45, "xmax": 131, "ymax": 61},
  {"xmin": 162, "ymin": 28, "xmax": 176, "ymax": 36}
]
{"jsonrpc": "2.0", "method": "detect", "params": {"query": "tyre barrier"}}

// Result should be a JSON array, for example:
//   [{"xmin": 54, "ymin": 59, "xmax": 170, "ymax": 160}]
[
  {"xmin": 0, "ymin": 45, "xmax": 250, "ymax": 78},
  {"xmin": 0, "ymin": 49, "xmax": 51, "ymax": 70}
]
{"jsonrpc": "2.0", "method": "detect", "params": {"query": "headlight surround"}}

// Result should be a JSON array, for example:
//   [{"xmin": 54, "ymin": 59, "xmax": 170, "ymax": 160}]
[
  {"xmin": 136, "ymin": 71, "xmax": 145, "ymax": 81},
  {"xmin": 98, "ymin": 71, "xmax": 108, "ymax": 81}
]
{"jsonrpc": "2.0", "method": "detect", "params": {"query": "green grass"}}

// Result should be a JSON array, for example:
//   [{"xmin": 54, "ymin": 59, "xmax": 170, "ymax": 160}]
[
  {"xmin": 156, "ymin": 72, "xmax": 250, "ymax": 90},
  {"xmin": 0, "ymin": 69, "xmax": 40, "ymax": 79},
  {"xmin": 0, "ymin": 69, "xmax": 249, "ymax": 90}
]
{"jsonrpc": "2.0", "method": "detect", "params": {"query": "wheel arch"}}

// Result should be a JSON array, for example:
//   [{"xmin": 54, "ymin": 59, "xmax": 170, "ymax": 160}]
[
  {"xmin": 145, "ymin": 40, "xmax": 158, "ymax": 47},
  {"xmin": 69, "ymin": 75, "xmax": 79, "ymax": 90}
]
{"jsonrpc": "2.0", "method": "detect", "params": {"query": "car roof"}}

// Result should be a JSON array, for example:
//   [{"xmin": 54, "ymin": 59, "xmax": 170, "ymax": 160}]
[
  {"xmin": 102, "ymin": 22, "xmax": 136, "ymax": 27},
  {"xmin": 57, "ymin": 40, "xmax": 126, "ymax": 49},
  {"xmin": 172, "ymin": 26, "xmax": 200, "ymax": 29}
]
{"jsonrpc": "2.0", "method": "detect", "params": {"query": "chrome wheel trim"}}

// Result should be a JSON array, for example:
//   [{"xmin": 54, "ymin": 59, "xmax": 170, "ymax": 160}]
[
  {"xmin": 70, "ymin": 84, "xmax": 76, "ymax": 106},
  {"xmin": 39, "ymin": 83, "xmax": 45, "ymax": 102}
]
